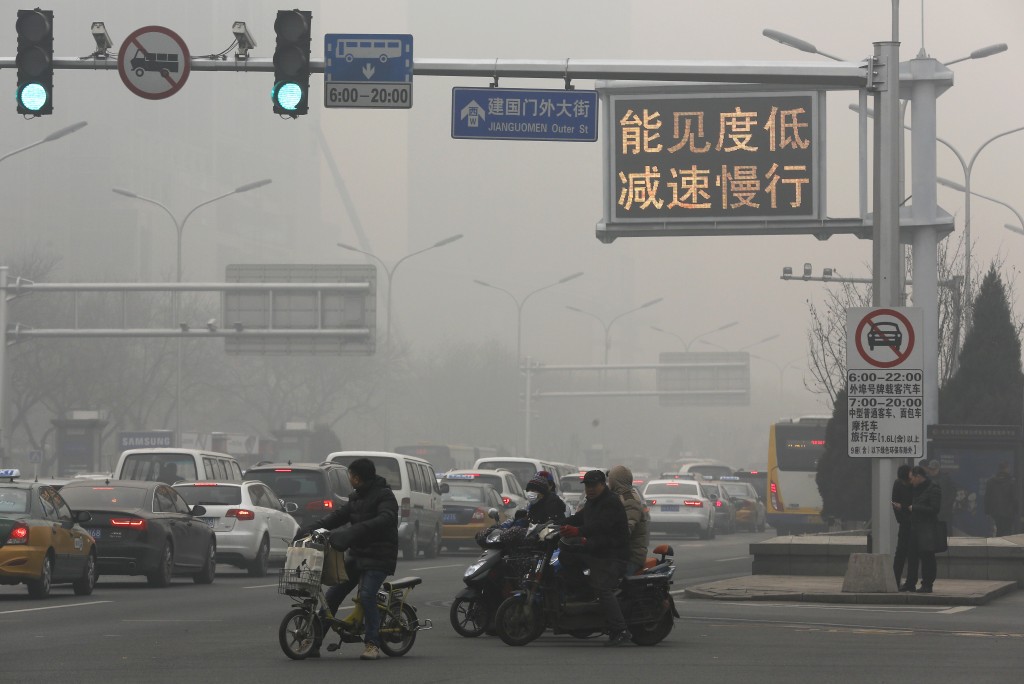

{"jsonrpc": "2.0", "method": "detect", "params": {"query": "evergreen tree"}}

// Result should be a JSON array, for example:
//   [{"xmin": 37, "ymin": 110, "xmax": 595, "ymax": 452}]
[
  {"xmin": 940, "ymin": 266, "xmax": 1024, "ymax": 424},
  {"xmin": 816, "ymin": 388, "xmax": 871, "ymax": 524}
]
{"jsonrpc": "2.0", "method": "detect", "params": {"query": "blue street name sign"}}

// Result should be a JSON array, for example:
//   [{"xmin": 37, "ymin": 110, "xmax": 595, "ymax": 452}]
[
  {"xmin": 451, "ymin": 87, "xmax": 598, "ymax": 142},
  {"xmin": 324, "ymin": 33, "xmax": 413, "ymax": 109}
]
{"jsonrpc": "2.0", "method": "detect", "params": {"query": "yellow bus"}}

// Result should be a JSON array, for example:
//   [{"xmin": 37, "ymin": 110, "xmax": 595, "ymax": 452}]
[{"xmin": 766, "ymin": 416, "xmax": 829, "ymax": 535}]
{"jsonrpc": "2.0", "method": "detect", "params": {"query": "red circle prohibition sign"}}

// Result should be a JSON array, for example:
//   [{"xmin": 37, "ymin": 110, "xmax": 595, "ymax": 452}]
[
  {"xmin": 854, "ymin": 308, "xmax": 915, "ymax": 369},
  {"xmin": 118, "ymin": 26, "xmax": 191, "ymax": 100}
]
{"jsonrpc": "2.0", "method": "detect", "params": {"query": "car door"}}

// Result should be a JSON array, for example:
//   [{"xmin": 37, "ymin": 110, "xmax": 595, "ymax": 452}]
[
  {"xmin": 51, "ymin": 489, "xmax": 89, "ymax": 579},
  {"xmin": 154, "ymin": 485, "xmax": 197, "ymax": 568},
  {"xmin": 38, "ymin": 487, "xmax": 78, "ymax": 580},
  {"xmin": 171, "ymin": 486, "xmax": 210, "ymax": 567},
  {"xmin": 250, "ymin": 484, "xmax": 284, "ymax": 559}
]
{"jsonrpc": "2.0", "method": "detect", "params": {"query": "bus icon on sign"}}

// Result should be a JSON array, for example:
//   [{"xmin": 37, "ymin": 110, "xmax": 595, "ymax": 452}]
[
  {"xmin": 337, "ymin": 39, "xmax": 403, "ymax": 63},
  {"xmin": 130, "ymin": 49, "xmax": 179, "ymax": 77}
]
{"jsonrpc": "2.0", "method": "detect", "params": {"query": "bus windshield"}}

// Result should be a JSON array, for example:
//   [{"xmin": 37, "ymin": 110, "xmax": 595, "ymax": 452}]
[{"xmin": 774, "ymin": 425, "xmax": 826, "ymax": 471}]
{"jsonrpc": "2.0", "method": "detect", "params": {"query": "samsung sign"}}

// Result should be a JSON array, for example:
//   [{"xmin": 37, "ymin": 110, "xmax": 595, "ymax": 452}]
[
  {"xmin": 118, "ymin": 431, "xmax": 174, "ymax": 450},
  {"xmin": 598, "ymin": 84, "xmax": 825, "ymax": 238}
]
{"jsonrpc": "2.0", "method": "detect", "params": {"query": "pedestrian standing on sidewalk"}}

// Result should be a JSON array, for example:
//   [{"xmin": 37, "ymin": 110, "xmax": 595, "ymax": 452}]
[
  {"xmin": 903, "ymin": 465, "xmax": 942, "ymax": 593},
  {"xmin": 891, "ymin": 464, "xmax": 914, "ymax": 586}
]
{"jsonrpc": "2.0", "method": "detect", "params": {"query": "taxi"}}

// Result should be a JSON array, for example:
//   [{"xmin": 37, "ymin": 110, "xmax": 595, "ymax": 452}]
[
  {"xmin": 0, "ymin": 469, "xmax": 98, "ymax": 598},
  {"xmin": 440, "ymin": 481, "xmax": 512, "ymax": 551}
]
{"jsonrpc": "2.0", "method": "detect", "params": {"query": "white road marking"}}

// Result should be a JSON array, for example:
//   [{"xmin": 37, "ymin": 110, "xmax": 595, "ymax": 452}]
[
  {"xmin": 410, "ymin": 564, "xmax": 463, "ymax": 571},
  {"xmin": 0, "ymin": 600, "xmax": 111, "ymax": 615},
  {"xmin": 939, "ymin": 606, "xmax": 975, "ymax": 615},
  {"xmin": 715, "ymin": 556, "xmax": 753, "ymax": 562},
  {"xmin": 242, "ymin": 583, "xmax": 278, "ymax": 589}
]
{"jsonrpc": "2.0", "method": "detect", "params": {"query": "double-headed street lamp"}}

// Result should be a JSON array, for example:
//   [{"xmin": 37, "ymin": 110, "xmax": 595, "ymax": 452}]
[
  {"xmin": 338, "ymin": 234, "xmax": 463, "ymax": 351},
  {"xmin": 112, "ymin": 178, "xmax": 273, "ymax": 447},
  {"xmin": 750, "ymin": 353, "xmax": 806, "ymax": 405},
  {"xmin": 651, "ymin": 320, "xmax": 738, "ymax": 352},
  {"xmin": 567, "ymin": 298, "xmax": 663, "ymax": 365},
  {"xmin": 700, "ymin": 333, "xmax": 780, "ymax": 352},
  {"xmin": 473, "ymin": 272, "xmax": 583, "ymax": 365}
]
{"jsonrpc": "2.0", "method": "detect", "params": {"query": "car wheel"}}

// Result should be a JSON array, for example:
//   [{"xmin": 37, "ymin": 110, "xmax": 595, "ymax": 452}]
[
  {"xmin": 194, "ymin": 541, "xmax": 216, "ymax": 584},
  {"xmin": 73, "ymin": 551, "xmax": 98, "ymax": 596},
  {"xmin": 147, "ymin": 541, "xmax": 174, "ymax": 587},
  {"xmin": 248, "ymin": 536, "xmax": 270, "ymax": 577},
  {"xmin": 401, "ymin": 529, "xmax": 419, "ymax": 560},
  {"xmin": 422, "ymin": 526, "xmax": 441, "ymax": 559},
  {"xmin": 27, "ymin": 553, "xmax": 53, "ymax": 599}
]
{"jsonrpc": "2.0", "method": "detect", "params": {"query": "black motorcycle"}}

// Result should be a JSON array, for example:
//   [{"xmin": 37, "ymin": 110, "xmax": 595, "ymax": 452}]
[
  {"xmin": 450, "ymin": 519, "xmax": 535, "ymax": 637},
  {"xmin": 493, "ymin": 523, "xmax": 677, "ymax": 646}
]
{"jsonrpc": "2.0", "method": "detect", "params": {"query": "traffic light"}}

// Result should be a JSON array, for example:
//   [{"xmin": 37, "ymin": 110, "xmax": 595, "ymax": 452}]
[
  {"xmin": 15, "ymin": 8, "xmax": 54, "ymax": 116},
  {"xmin": 272, "ymin": 9, "xmax": 312, "ymax": 117}
]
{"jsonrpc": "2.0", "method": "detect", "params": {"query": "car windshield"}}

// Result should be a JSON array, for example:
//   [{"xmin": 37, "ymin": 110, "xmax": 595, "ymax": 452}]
[
  {"xmin": 560, "ymin": 475, "xmax": 584, "ymax": 493},
  {"xmin": 247, "ymin": 471, "xmax": 325, "ymax": 498},
  {"xmin": 443, "ymin": 484, "xmax": 488, "ymax": 504},
  {"xmin": 328, "ymin": 455, "xmax": 403, "ymax": 489},
  {"xmin": 120, "ymin": 453, "xmax": 199, "ymax": 482},
  {"xmin": 59, "ymin": 486, "xmax": 148, "ymax": 510},
  {"xmin": 722, "ymin": 483, "xmax": 753, "ymax": 498},
  {"xmin": 475, "ymin": 461, "xmax": 534, "ymax": 487},
  {"xmin": 645, "ymin": 482, "xmax": 700, "ymax": 496},
  {"xmin": 446, "ymin": 474, "xmax": 502, "ymax": 492},
  {"xmin": 0, "ymin": 487, "xmax": 29, "ymax": 513},
  {"xmin": 175, "ymin": 484, "xmax": 242, "ymax": 505}
]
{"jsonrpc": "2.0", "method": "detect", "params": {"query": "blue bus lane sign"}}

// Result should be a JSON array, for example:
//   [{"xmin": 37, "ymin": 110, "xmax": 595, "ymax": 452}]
[
  {"xmin": 452, "ymin": 87, "xmax": 598, "ymax": 142},
  {"xmin": 324, "ymin": 34, "xmax": 413, "ymax": 109}
]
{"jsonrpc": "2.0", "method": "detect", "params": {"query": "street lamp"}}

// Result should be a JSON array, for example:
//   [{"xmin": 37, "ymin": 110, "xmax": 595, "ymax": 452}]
[
  {"xmin": 112, "ymin": 178, "xmax": 273, "ymax": 447},
  {"xmin": 0, "ymin": 121, "xmax": 88, "ymax": 164},
  {"xmin": 761, "ymin": 29, "xmax": 845, "ymax": 61},
  {"xmin": 567, "ymin": 298, "xmax": 663, "ymax": 365},
  {"xmin": 651, "ymin": 320, "xmax": 738, "ymax": 352},
  {"xmin": 936, "ymin": 177, "xmax": 1024, "ymax": 235},
  {"xmin": 700, "ymin": 334, "xmax": 778, "ymax": 353},
  {"xmin": 473, "ymin": 271, "xmax": 583, "ymax": 365},
  {"xmin": 750, "ymin": 354, "xmax": 805, "ymax": 404},
  {"xmin": 337, "ymin": 233, "xmax": 463, "ymax": 349}
]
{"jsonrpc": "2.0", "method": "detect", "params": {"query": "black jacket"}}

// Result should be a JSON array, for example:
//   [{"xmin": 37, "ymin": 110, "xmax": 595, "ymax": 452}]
[
  {"xmin": 910, "ymin": 477, "xmax": 943, "ymax": 553},
  {"xmin": 316, "ymin": 476, "xmax": 399, "ymax": 574},
  {"xmin": 984, "ymin": 473, "xmax": 1018, "ymax": 519},
  {"xmin": 528, "ymin": 492, "xmax": 567, "ymax": 525},
  {"xmin": 564, "ymin": 486, "xmax": 629, "ymax": 562},
  {"xmin": 892, "ymin": 477, "xmax": 913, "ymax": 525}
]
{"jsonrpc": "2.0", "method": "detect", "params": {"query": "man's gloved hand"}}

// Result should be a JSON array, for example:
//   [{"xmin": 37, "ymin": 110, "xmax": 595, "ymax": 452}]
[
  {"xmin": 559, "ymin": 525, "xmax": 580, "ymax": 538},
  {"xmin": 558, "ymin": 536, "xmax": 586, "ymax": 552},
  {"xmin": 293, "ymin": 526, "xmax": 312, "ymax": 542},
  {"xmin": 329, "ymin": 527, "xmax": 355, "ymax": 552}
]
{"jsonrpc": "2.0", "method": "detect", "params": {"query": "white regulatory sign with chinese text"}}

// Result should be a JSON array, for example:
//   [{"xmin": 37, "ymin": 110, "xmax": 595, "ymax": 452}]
[{"xmin": 846, "ymin": 307, "xmax": 924, "ymax": 458}]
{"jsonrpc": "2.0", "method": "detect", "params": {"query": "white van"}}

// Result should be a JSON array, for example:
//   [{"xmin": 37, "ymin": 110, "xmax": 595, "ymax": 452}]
[
  {"xmin": 115, "ymin": 448, "xmax": 243, "ymax": 484},
  {"xmin": 471, "ymin": 456, "xmax": 566, "ymax": 490},
  {"xmin": 325, "ymin": 450, "xmax": 443, "ymax": 560}
]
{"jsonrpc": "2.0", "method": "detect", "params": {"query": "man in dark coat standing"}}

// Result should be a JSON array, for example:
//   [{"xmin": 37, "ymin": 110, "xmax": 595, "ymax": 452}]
[
  {"xmin": 903, "ymin": 465, "xmax": 942, "ymax": 593},
  {"xmin": 304, "ymin": 458, "xmax": 398, "ymax": 660},
  {"xmin": 560, "ymin": 469, "xmax": 632, "ymax": 646},
  {"xmin": 984, "ymin": 462, "xmax": 1018, "ymax": 537},
  {"xmin": 890, "ymin": 464, "xmax": 914, "ymax": 587}
]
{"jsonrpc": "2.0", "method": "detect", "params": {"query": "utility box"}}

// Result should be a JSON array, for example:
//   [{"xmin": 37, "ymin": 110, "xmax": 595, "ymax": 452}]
[{"xmin": 52, "ymin": 411, "xmax": 108, "ymax": 476}]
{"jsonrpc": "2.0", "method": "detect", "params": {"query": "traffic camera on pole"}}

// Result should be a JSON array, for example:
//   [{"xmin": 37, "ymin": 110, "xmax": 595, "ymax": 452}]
[
  {"xmin": 15, "ymin": 8, "xmax": 54, "ymax": 116},
  {"xmin": 272, "ymin": 9, "xmax": 312, "ymax": 117}
]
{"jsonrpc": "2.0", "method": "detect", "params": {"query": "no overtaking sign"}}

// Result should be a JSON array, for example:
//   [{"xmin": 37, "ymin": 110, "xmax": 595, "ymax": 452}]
[{"xmin": 846, "ymin": 307, "xmax": 924, "ymax": 458}]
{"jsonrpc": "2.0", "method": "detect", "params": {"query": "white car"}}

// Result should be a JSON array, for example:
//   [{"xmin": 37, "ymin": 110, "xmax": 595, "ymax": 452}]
[
  {"xmin": 643, "ymin": 479, "xmax": 716, "ymax": 540},
  {"xmin": 440, "ymin": 469, "xmax": 528, "ymax": 514},
  {"xmin": 173, "ymin": 480, "xmax": 298, "ymax": 576}
]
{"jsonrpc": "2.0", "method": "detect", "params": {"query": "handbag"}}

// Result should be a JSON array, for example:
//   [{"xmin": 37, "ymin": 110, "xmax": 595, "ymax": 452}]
[
  {"xmin": 321, "ymin": 547, "xmax": 349, "ymax": 585},
  {"xmin": 935, "ymin": 521, "xmax": 949, "ymax": 553}
]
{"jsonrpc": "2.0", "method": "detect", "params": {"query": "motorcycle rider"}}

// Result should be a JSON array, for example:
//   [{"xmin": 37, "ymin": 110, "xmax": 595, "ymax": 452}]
[
  {"xmin": 297, "ymin": 457, "xmax": 398, "ymax": 660},
  {"xmin": 560, "ymin": 469, "xmax": 632, "ymax": 647},
  {"xmin": 607, "ymin": 464, "xmax": 650, "ymax": 576},
  {"xmin": 524, "ymin": 474, "xmax": 567, "ymax": 524}
]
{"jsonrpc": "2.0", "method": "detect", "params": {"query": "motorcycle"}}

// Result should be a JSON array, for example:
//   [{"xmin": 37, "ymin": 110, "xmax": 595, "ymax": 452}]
[
  {"xmin": 450, "ymin": 514, "xmax": 536, "ymax": 637},
  {"xmin": 493, "ymin": 522, "xmax": 678, "ymax": 646}
]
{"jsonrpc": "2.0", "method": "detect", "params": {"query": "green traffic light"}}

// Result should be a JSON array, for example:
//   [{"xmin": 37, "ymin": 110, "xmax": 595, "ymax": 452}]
[
  {"xmin": 273, "ymin": 82, "xmax": 303, "ymax": 111},
  {"xmin": 17, "ymin": 83, "xmax": 48, "ymax": 112}
]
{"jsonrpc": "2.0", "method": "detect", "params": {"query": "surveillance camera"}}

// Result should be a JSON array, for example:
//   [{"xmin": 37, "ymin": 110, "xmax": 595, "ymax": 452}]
[
  {"xmin": 782, "ymin": 266, "xmax": 793, "ymax": 278},
  {"xmin": 206, "ymin": 319, "xmax": 217, "ymax": 332},
  {"xmin": 232, "ymin": 21, "xmax": 256, "ymax": 58},
  {"xmin": 179, "ymin": 322, "xmax": 189, "ymax": 333},
  {"xmin": 91, "ymin": 22, "xmax": 113, "ymax": 52},
  {"xmin": 233, "ymin": 322, "xmax": 244, "ymax": 333},
  {"xmin": 822, "ymin": 268, "xmax": 834, "ymax": 280}
]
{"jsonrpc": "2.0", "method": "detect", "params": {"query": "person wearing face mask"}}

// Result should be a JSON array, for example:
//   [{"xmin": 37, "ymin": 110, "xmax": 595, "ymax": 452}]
[{"xmin": 524, "ymin": 474, "xmax": 567, "ymax": 525}]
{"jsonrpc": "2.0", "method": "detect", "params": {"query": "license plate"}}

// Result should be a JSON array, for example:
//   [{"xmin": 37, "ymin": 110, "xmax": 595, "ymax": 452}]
[
  {"xmin": 200, "ymin": 517, "xmax": 217, "ymax": 528},
  {"xmin": 85, "ymin": 528, "xmax": 101, "ymax": 539},
  {"xmin": 661, "ymin": 505, "xmax": 679, "ymax": 512},
  {"xmin": 443, "ymin": 513, "xmax": 457, "ymax": 523}
]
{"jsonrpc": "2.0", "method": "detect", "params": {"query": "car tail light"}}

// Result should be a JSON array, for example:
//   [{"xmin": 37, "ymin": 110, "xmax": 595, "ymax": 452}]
[
  {"xmin": 501, "ymin": 496, "xmax": 511, "ymax": 506},
  {"xmin": 110, "ymin": 518, "xmax": 147, "ymax": 529},
  {"xmin": 471, "ymin": 508, "xmax": 486, "ymax": 521},
  {"xmin": 400, "ymin": 497, "xmax": 411, "ymax": 520},
  {"xmin": 7, "ymin": 525, "xmax": 29, "ymax": 544},
  {"xmin": 193, "ymin": 483, "xmax": 218, "ymax": 487},
  {"xmin": 683, "ymin": 500, "xmax": 703, "ymax": 507},
  {"xmin": 714, "ymin": 499, "xmax": 723, "ymax": 508},
  {"xmin": 647, "ymin": 499, "xmax": 657, "ymax": 506},
  {"xmin": 304, "ymin": 500, "xmax": 334, "ymax": 512},
  {"xmin": 770, "ymin": 482, "xmax": 782, "ymax": 511},
  {"xmin": 274, "ymin": 469, "xmax": 293, "ymax": 472},
  {"xmin": 226, "ymin": 509, "xmax": 255, "ymax": 521}
]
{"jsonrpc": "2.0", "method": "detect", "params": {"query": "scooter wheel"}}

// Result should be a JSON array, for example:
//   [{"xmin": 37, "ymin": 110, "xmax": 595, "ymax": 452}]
[
  {"xmin": 279, "ymin": 608, "xmax": 322, "ymax": 660},
  {"xmin": 450, "ymin": 596, "xmax": 489, "ymax": 637},
  {"xmin": 494, "ymin": 596, "xmax": 544, "ymax": 646}
]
